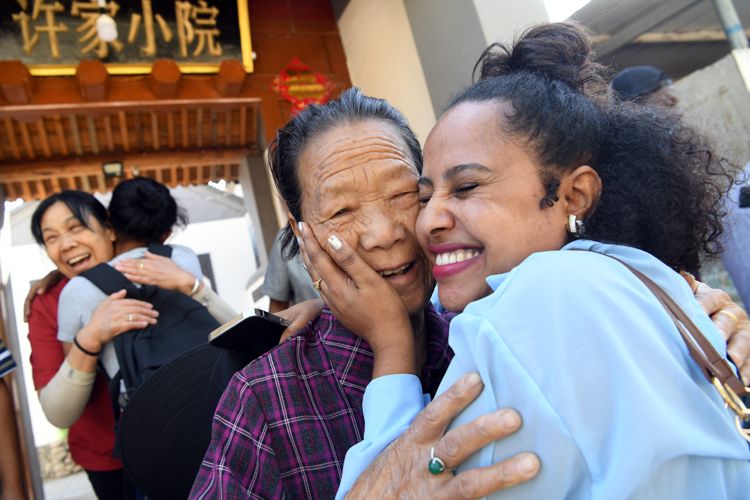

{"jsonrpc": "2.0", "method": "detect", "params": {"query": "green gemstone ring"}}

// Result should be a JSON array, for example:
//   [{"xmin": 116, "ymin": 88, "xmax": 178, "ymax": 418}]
[{"xmin": 428, "ymin": 447, "xmax": 447, "ymax": 475}]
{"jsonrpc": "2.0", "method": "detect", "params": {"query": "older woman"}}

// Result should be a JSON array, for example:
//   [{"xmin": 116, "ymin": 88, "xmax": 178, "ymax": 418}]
[
  {"xmin": 193, "ymin": 84, "xmax": 750, "ymax": 498},
  {"xmin": 301, "ymin": 23, "xmax": 750, "ymax": 499},
  {"xmin": 28, "ymin": 190, "xmax": 151, "ymax": 497}
]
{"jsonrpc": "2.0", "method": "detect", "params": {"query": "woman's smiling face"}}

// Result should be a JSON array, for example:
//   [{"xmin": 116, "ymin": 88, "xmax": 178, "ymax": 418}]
[
  {"xmin": 296, "ymin": 119, "xmax": 434, "ymax": 315},
  {"xmin": 40, "ymin": 201, "xmax": 115, "ymax": 279},
  {"xmin": 416, "ymin": 101, "xmax": 570, "ymax": 312}
]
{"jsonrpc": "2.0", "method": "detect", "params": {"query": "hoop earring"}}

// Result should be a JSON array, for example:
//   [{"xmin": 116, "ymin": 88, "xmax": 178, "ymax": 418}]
[{"xmin": 567, "ymin": 214, "xmax": 584, "ymax": 237}]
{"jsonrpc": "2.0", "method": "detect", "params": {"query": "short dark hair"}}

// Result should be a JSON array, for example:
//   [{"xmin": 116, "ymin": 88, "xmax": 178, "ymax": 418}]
[
  {"xmin": 450, "ymin": 22, "xmax": 729, "ymax": 273},
  {"xmin": 108, "ymin": 177, "xmax": 187, "ymax": 243},
  {"xmin": 31, "ymin": 190, "xmax": 109, "ymax": 246},
  {"xmin": 268, "ymin": 87, "xmax": 423, "ymax": 258}
]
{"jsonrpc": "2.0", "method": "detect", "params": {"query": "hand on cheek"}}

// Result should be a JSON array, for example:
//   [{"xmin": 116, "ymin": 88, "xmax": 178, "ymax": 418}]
[{"xmin": 297, "ymin": 222, "xmax": 417, "ymax": 377}]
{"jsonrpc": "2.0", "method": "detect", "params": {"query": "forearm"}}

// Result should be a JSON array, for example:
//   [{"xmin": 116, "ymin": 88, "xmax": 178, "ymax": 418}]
[
  {"xmin": 63, "ymin": 325, "xmax": 102, "ymax": 373},
  {"xmin": 38, "ymin": 359, "xmax": 95, "ymax": 428},
  {"xmin": 0, "ymin": 380, "xmax": 24, "ymax": 496},
  {"xmin": 336, "ymin": 375, "xmax": 424, "ymax": 499},
  {"xmin": 193, "ymin": 284, "xmax": 237, "ymax": 324}
]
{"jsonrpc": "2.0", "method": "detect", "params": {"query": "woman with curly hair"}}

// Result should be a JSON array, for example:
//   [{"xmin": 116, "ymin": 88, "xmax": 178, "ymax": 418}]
[{"xmin": 299, "ymin": 22, "xmax": 750, "ymax": 498}]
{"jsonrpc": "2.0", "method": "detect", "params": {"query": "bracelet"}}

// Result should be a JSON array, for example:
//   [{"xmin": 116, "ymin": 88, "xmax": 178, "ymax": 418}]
[
  {"xmin": 189, "ymin": 277, "xmax": 201, "ymax": 296},
  {"xmin": 73, "ymin": 336, "xmax": 100, "ymax": 357}
]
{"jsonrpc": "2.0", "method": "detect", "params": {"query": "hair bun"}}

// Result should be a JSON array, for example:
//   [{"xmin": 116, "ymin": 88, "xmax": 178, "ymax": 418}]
[
  {"xmin": 475, "ymin": 22, "xmax": 607, "ymax": 98},
  {"xmin": 136, "ymin": 182, "xmax": 166, "ymax": 213}
]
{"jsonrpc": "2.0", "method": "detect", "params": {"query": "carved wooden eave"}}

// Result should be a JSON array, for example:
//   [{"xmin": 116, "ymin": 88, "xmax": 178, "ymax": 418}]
[{"xmin": 0, "ymin": 58, "xmax": 263, "ymax": 201}]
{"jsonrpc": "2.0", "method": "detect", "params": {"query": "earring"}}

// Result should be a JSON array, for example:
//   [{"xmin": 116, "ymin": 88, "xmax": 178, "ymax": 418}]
[{"xmin": 567, "ymin": 214, "xmax": 584, "ymax": 237}]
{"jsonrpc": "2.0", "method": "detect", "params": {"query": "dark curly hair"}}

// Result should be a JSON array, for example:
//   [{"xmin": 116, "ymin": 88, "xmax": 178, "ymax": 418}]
[
  {"xmin": 108, "ymin": 177, "xmax": 188, "ymax": 244},
  {"xmin": 268, "ymin": 87, "xmax": 423, "ymax": 258},
  {"xmin": 449, "ymin": 22, "xmax": 729, "ymax": 274}
]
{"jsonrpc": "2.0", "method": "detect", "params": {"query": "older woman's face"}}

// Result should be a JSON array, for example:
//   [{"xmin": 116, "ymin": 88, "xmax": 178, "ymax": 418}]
[
  {"xmin": 40, "ymin": 201, "xmax": 115, "ymax": 279},
  {"xmin": 297, "ymin": 119, "xmax": 433, "ymax": 315},
  {"xmin": 416, "ymin": 101, "xmax": 569, "ymax": 312}
]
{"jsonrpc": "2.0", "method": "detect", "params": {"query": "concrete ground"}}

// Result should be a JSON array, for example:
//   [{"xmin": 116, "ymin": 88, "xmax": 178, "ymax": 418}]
[{"xmin": 43, "ymin": 472, "xmax": 95, "ymax": 500}]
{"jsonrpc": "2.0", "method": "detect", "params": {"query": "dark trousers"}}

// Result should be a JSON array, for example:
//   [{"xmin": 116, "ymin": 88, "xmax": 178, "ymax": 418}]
[{"xmin": 85, "ymin": 468, "xmax": 135, "ymax": 500}]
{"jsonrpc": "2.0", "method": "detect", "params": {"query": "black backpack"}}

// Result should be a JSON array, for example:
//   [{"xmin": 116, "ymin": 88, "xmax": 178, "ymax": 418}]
[{"xmin": 81, "ymin": 244, "xmax": 220, "ymax": 409}]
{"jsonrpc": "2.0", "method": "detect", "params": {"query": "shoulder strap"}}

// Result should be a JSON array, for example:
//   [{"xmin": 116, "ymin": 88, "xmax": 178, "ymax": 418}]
[
  {"xmin": 147, "ymin": 243, "xmax": 172, "ymax": 258},
  {"xmin": 579, "ymin": 251, "xmax": 746, "ymax": 396},
  {"xmin": 81, "ymin": 263, "xmax": 140, "ymax": 298}
]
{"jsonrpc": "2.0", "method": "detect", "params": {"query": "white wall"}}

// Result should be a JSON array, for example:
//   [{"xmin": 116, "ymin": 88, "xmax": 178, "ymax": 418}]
[
  {"xmin": 337, "ymin": 0, "xmax": 436, "ymax": 143},
  {"xmin": 474, "ymin": 0, "xmax": 549, "ymax": 44},
  {"xmin": 167, "ymin": 216, "xmax": 257, "ymax": 313}
]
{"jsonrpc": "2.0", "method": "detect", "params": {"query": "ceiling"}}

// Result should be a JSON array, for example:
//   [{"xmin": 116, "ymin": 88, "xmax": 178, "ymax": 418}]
[
  {"xmin": 0, "ymin": 59, "xmax": 263, "ymax": 201},
  {"xmin": 572, "ymin": 0, "xmax": 750, "ymax": 79}
]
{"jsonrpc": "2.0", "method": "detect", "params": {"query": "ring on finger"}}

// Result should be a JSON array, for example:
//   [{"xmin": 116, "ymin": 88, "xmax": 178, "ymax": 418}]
[
  {"xmin": 312, "ymin": 278, "xmax": 323, "ymax": 291},
  {"xmin": 715, "ymin": 310, "xmax": 740, "ymax": 323},
  {"xmin": 127, "ymin": 313, "xmax": 133, "ymax": 322},
  {"xmin": 428, "ymin": 446, "xmax": 448, "ymax": 475},
  {"xmin": 139, "ymin": 262, "xmax": 144, "ymax": 271}
]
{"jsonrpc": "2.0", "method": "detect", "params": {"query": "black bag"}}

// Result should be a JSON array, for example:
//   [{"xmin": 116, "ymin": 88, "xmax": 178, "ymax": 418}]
[{"xmin": 81, "ymin": 244, "xmax": 220, "ymax": 408}]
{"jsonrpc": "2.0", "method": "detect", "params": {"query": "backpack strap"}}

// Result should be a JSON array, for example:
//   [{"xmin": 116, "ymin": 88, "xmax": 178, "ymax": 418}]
[
  {"xmin": 81, "ymin": 263, "xmax": 140, "ymax": 298},
  {"xmin": 147, "ymin": 243, "xmax": 172, "ymax": 258}
]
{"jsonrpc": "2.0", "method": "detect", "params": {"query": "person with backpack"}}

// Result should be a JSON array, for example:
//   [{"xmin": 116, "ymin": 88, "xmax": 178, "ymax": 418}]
[{"xmin": 53, "ymin": 178, "xmax": 221, "ymax": 410}]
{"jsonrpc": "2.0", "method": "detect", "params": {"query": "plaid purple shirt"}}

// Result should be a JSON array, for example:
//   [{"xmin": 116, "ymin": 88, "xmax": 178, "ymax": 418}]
[{"xmin": 190, "ymin": 305, "xmax": 452, "ymax": 499}]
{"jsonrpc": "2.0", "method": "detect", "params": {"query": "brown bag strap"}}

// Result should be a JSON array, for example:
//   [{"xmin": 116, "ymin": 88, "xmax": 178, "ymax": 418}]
[{"xmin": 576, "ymin": 251, "xmax": 746, "ymax": 396}]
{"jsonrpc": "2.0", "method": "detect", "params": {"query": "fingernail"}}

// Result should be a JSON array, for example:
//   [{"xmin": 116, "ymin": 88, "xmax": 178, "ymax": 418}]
[
  {"xmin": 297, "ymin": 221, "xmax": 304, "ymax": 233},
  {"xmin": 328, "ymin": 234, "xmax": 342, "ymax": 250},
  {"xmin": 517, "ymin": 453, "xmax": 539, "ymax": 475},
  {"xmin": 498, "ymin": 409, "xmax": 521, "ymax": 431},
  {"xmin": 463, "ymin": 371, "xmax": 481, "ymax": 388}
]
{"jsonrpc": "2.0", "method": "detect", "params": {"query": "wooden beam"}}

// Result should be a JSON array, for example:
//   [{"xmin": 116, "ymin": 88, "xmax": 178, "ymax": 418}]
[
  {"xmin": 149, "ymin": 59, "xmax": 181, "ymax": 99},
  {"xmin": 196, "ymin": 108, "xmax": 203, "ymax": 147},
  {"xmin": 18, "ymin": 122, "xmax": 35, "ymax": 159},
  {"xmin": 76, "ymin": 60, "xmax": 110, "ymax": 101},
  {"xmin": 594, "ymin": 0, "xmax": 704, "ymax": 59},
  {"xmin": 150, "ymin": 111, "xmax": 160, "ymax": 150},
  {"xmin": 86, "ymin": 116, "xmax": 99, "ymax": 154},
  {"xmin": 0, "ymin": 60, "xmax": 33, "ymax": 104},
  {"xmin": 2, "ymin": 117, "xmax": 20, "ymax": 160},
  {"xmin": 167, "ymin": 111, "xmax": 175, "ymax": 149},
  {"xmin": 209, "ymin": 110, "xmax": 217, "ymax": 146},
  {"xmin": 225, "ymin": 110, "xmax": 232, "ymax": 146},
  {"xmin": 215, "ymin": 59, "xmax": 246, "ymax": 97},
  {"xmin": 596, "ymin": 28, "xmax": 750, "ymax": 45},
  {"xmin": 68, "ymin": 115, "xmax": 83, "ymax": 155},
  {"xmin": 0, "ymin": 98, "xmax": 262, "ymax": 120},
  {"xmin": 180, "ymin": 108, "xmax": 189, "ymax": 148},
  {"xmin": 103, "ymin": 114, "xmax": 115, "ymax": 152},
  {"xmin": 118, "ymin": 111, "xmax": 130, "ymax": 152},
  {"xmin": 35, "ymin": 119, "xmax": 51, "ymax": 158},
  {"xmin": 0, "ymin": 149, "xmax": 249, "ymax": 181},
  {"xmin": 239, "ymin": 106, "xmax": 247, "ymax": 146},
  {"xmin": 53, "ymin": 115, "xmax": 69, "ymax": 156}
]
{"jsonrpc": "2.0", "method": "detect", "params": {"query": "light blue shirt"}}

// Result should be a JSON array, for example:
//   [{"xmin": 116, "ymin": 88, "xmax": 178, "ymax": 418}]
[{"xmin": 337, "ymin": 240, "xmax": 750, "ymax": 499}]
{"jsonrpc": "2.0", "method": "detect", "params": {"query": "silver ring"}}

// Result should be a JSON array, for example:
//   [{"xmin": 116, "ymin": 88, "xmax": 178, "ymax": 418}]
[
  {"xmin": 127, "ymin": 313, "xmax": 133, "ymax": 322},
  {"xmin": 428, "ymin": 446, "xmax": 447, "ymax": 475}
]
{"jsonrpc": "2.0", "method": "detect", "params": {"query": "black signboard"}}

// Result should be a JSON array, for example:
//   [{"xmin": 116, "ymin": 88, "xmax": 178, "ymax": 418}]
[{"xmin": 0, "ymin": 0, "xmax": 252, "ymax": 75}]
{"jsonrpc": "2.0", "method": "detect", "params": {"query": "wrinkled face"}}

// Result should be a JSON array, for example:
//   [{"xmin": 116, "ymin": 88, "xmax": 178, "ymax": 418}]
[
  {"xmin": 297, "ymin": 119, "xmax": 433, "ymax": 315},
  {"xmin": 40, "ymin": 201, "xmax": 115, "ymax": 279},
  {"xmin": 416, "ymin": 101, "xmax": 569, "ymax": 312}
]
